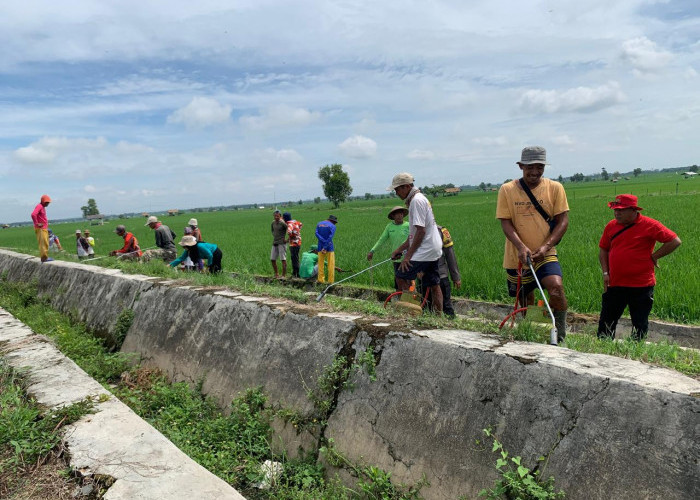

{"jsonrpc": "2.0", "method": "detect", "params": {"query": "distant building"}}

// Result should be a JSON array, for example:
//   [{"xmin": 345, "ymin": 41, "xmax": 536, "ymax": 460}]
[
  {"xmin": 167, "ymin": 209, "xmax": 179, "ymax": 216},
  {"xmin": 141, "ymin": 212, "xmax": 149, "ymax": 218},
  {"xmin": 444, "ymin": 187, "xmax": 461, "ymax": 196},
  {"xmin": 683, "ymin": 172, "xmax": 697, "ymax": 178},
  {"xmin": 86, "ymin": 214, "xmax": 104, "ymax": 225}
]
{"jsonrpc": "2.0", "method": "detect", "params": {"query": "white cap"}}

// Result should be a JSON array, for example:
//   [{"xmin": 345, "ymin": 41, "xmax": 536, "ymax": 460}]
[{"xmin": 387, "ymin": 172, "xmax": 414, "ymax": 191}]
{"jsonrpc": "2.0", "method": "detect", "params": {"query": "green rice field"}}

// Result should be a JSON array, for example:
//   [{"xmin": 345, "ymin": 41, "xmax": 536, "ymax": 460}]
[{"xmin": 1, "ymin": 172, "xmax": 698, "ymax": 323}]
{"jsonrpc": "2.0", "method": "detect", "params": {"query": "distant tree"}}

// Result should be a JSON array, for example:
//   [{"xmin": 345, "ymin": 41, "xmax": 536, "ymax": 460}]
[
  {"xmin": 557, "ymin": 175, "xmax": 563, "ymax": 183},
  {"xmin": 314, "ymin": 196, "xmax": 321, "ymax": 204},
  {"xmin": 318, "ymin": 163, "xmax": 353, "ymax": 208},
  {"xmin": 503, "ymin": 179, "xmax": 512, "ymax": 184},
  {"xmin": 601, "ymin": 168, "xmax": 609, "ymax": 181},
  {"xmin": 613, "ymin": 171, "xmax": 621, "ymax": 179},
  {"xmin": 633, "ymin": 168, "xmax": 642, "ymax": 177},
  {"xmin": 479, "ymin": 182, "xmax": 486, "ymax": 191},
  {"xmin": 689, "ymin": 165, "xmax": 698, "ymax": 173},
  {"xmin": 570, "ymin": 173, "xmax": 585, "ymax": 182},
  {"xmin": 365, "ymin": 192, "xmax": 372, "ymax": 200},
  {"xmin": 81, "ymin": 198, "xmax": 100, "ymax": 218},
  {"xmin": 298, "ymin": 199, "xmax": 303, "ymax": 205}
]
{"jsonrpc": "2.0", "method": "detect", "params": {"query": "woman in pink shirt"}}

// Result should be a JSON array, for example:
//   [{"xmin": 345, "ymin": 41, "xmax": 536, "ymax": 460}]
[{"xmin": 31, "ymin": 194, "xmax": 52, "ymax": 262}]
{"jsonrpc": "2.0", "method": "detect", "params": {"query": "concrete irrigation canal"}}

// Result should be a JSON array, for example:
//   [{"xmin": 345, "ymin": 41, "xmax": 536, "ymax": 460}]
[{"xmin": 0, "ymin": 249, "xmax": 698, "ymax": 499}]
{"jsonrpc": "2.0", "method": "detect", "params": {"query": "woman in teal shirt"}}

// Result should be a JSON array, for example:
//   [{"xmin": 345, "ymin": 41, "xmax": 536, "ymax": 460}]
[
  {"xmin": 170, "ymin": 235, "xmax": 223, "ymax": 273},
  {"xmin": 367, "ymin": 206, "xmax": 410, "ymax": 289}
]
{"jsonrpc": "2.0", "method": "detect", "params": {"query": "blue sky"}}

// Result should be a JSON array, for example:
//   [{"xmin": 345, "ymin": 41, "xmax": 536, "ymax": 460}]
[{"xmin": 1, "ymin": 0, "xmax": 699, "ymax": 222}]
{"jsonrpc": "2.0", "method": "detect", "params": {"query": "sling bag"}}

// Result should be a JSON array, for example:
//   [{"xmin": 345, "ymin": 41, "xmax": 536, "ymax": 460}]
[
  {"xmin": 518, "ymin": 179, "xmax": 562, "ymax": 245},
  {"xmin": 609, "ymin": 223, "xmax": 635, "ymax": 244}
]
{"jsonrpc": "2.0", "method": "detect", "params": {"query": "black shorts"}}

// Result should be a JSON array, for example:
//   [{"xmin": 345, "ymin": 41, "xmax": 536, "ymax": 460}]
[
  {"xmin": 506, "ymin": 257, "xmax": 562, "ymax": 297},
  {"xmin": 395, "ymin": 259, "xmax": 440, "ymax": 287}
]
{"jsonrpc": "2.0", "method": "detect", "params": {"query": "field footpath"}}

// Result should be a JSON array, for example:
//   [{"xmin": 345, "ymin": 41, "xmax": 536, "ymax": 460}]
[
  {"xmin": 0, "ymin": 249, "xmax": 698, "ymax": 499},
  {"xmin": 0, "ymin": 307, "xmax": 244, "ymax": 500},
  {"xmin": 234, "ymin": 273, "xmax": 700, "ymax": 348}
]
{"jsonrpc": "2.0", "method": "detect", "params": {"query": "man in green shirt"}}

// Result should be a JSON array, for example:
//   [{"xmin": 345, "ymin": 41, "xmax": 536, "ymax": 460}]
[{"xmin": 367, "ymin": 206, "xmax": 410, "ymax": 289}]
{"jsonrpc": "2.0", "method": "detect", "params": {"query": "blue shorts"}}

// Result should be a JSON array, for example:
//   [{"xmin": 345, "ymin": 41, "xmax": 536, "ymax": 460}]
[
  {"xmin": 507, "ymin": 256, "xmax": 562, "ymax": 298},
  {"xmin": 395, "ymin": 259, "xmax": 440, "ymax": 287}
]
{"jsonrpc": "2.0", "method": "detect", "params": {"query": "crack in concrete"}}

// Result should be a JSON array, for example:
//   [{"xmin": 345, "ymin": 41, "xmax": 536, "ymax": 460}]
[{"xmin": 534, "ymin": 377, "xmax": 611, "ymax": 473}]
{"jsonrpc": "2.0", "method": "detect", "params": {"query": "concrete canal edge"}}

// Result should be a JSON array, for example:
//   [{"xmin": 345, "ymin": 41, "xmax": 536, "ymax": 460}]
[{"xmin": 0, "ymin": 249, "xmax": 698, "ymax": 500}]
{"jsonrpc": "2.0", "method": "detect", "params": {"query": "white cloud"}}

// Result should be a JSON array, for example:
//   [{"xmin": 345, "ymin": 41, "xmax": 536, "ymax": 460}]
[
  {"xmin": 338, "ymin": 135, "xmax": 377, "ymax": 159},
  {"xmin": 518, "ymin": 82, "xmax": 625, "ymax": 114},
  {"xmin": 407, "ymin": 149, "xmax": 435, "ymax": 160},
  {"xmin": 621, "ymin": 37, "xmax": 673, "ymax": 75},
  {"xmin": 551, "ymin": 135, "xmax": 574, "ymax": 146},
  {"xmin": 239, "ymin": 105, "xmax": 321, "ymax": 131},
  {"xmin": 84, "ymin": 185, "xmax": 97, "ymax": 193},
  {"xmin": 167, "ymin": 97, "xmax": 231, "ymax": 128},
  {"xmin": 472, "ymin": 136, "xmax": 508, "ymax": 147},
  {"xmin": 254, "ymin": 147, "xmax": 303, "ymax": 165},
  {"xmin": 14, "ymin": 136, "xmax": 108, "ymax": 164}
]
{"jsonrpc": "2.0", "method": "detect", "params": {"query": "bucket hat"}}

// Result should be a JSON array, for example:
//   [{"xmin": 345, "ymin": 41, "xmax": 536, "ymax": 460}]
[
  {"xmin": 388, "ymin": 206, "xmax": 408, "ymax": 219},
  {"xmin": 188, "ymin": 218, "xmax": 198, "ymax": 226},
  {"xmin": 608, "ymin": 194, "xmax": 643, "ymax": 211},
  {"xmin": 387, "ymin": 173, "xmax": 414, "ymax": 191},
  {"xmin": 310, "ymin": 244, "xmax": 318, "ymax": 252},
  {"xmin": 179, "ymin": 235, "xmax": 198, "ymax": 247},
  {"xmin": 517, "ymin": 146, "xmax": 548, "ymax": 165},
  {"xmin": 75, "ymin": 230, "xmax": 81, "ymax": 234},
  {"xmin": 145, "ymin": 215, "xmax": 158, "ymax": 226},
  {"xmin": 114, "ymin": 225, "xmax": 126, "ymax": 234},
  {"xmin": 328, "ymin": 215, "xmax": 338, "ymax": 223}
]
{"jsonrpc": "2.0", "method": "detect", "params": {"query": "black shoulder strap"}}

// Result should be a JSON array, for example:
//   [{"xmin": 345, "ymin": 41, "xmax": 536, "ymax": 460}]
[
  {"xmin": 518, "ymin": 178, "xmax": 552, "ymax": 223},
  {"xmin": 610, "ymin": 223, "xmax": 635, "ymax": 243}
]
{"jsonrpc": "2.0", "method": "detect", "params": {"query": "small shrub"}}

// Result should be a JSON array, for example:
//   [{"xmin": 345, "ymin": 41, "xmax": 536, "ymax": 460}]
[{"xmin": 478, "ymin": 428, "xmax": 565, "ymax": 500}]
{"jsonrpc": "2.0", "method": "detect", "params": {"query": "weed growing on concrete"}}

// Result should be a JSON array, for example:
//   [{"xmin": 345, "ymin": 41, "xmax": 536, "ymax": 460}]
[
  {"xmin": 356, "ymin": 346, "xmax": 378, "ymax": 382},
  {"xmin": 321, "ymin": 439, "xmax": 428, "ymax": 499},
  {"xmin": 477, "ymin": 428, "xmax": 564, "ymax": 500},
  {"xmin": 0, "ymin": 361, "xmax": 95, "ymax": 497},
  {"xmin": 112, "ymin": 308, "xmax": 134, "ymax": 349}
]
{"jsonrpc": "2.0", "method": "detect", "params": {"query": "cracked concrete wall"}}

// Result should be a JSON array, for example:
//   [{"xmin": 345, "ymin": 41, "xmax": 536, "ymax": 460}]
[
  {"xmin": 1, "ymin": 250, "xmax": 698, "ymax": 500},
  {"xmin": 329, "ymin": 331, "xmax": 700, "ymax": 499}
]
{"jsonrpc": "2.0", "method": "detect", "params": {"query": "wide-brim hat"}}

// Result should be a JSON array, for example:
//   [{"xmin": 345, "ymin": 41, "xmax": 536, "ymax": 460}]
[
  {"xmin": 145, "ymin": 215, "xmax": 158, "ymax": 226},
  {"xmin": 387, "ymin": 172, "xmax": 414, "ymax": 191},
  {"xmin": 388, "ymin": 206, "xmax": 408, "ymax": 219},
  {"xmin": 179, "ymin": 235, "xmax": 198, "ymax": 247},
  {"xmin": 328, "ymin": 215, "xmax": 338, "ymax": 223},
  {"xmin": 188, "ymin": 218, "xmax": 198, "ymax": 226},
  {"xmin": 75, "ymin": 230, "xmax": 82, "ymax": 234},
  {"xmin": 517, "ymin": 146, "xmax": 548, "ymax": 165},
  {"xmin": 608, "ymin": 194, "xmax": 643, "ymax": 211}
]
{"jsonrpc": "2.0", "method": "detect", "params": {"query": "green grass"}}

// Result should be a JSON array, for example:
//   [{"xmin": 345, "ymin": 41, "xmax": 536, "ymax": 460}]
[
  {"xmin": 1, "ymin": 172, "xmax": 697, "ymax": 323},
  {"xmin": 0, "ymin": 361, "xmax": 95, "ymax": 497}
]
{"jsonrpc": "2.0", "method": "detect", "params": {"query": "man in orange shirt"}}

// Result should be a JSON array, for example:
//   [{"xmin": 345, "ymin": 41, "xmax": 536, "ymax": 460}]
[
  {"xmin": 109, "ymin": 225, "xmax": 142, "ymax": 259},
  {"xmin": 496, "ymin": 147, "xmax": 570, "ymax": 343},
  {"xmin": 598, "ymin": 194, "xmax": 681, "ymax": 340},
  {"xmin": 31, "ymin": 194, "xmax": 52, "ymax": 262}
]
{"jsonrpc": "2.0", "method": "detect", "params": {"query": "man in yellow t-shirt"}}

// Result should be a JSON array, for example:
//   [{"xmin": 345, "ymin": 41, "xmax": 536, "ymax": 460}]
[{"xmin": 496, "ymin": 146, "xmax": 569, "ymax": 343}]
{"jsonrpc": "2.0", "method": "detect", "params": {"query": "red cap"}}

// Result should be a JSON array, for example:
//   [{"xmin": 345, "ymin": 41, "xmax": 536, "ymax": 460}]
[
  {"xmin": 608, "ymin": 194, "xmax": 642, "ymax": 211},
  {"xmin": 40, "ymin": 194, "xmax": 51, "ymax": 203}
]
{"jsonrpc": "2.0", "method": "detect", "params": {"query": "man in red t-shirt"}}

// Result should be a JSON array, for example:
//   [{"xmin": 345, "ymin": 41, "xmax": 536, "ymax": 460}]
[{"xmin": 598, "ymin": 194, "xmax": 681, "ymax": 340}]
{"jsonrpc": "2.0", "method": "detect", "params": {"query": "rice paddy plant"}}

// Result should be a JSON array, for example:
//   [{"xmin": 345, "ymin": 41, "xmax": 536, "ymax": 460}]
[{"xmin": 1, "ymin": 172, "xmax": 698, "ymax": 322}]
